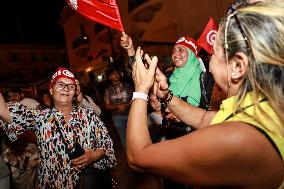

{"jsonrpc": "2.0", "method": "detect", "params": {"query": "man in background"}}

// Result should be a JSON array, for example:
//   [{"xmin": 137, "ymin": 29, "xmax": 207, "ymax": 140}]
[{"xmin": 104, "ymin": 68, "xmax": 133, "ymax": 148}]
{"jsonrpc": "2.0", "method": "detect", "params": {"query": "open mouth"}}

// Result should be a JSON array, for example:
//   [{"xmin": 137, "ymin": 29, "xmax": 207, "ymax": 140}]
[
  {"xmin": 173, "ymin": 57, "xmax": 183, "ymax": 62},
  {"xmin": 59, "ymin": 93, "xmax": 71, "ymax": 97}
]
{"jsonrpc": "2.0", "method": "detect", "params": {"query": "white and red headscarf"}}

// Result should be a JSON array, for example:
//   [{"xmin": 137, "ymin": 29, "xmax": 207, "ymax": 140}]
[
  {"xmin": 49, "ymin": 67, "xmax": 76, "ymax": 88},
  {"xmin": 175, "ymin": 37, "xmax": 199, "ymax": 57}
]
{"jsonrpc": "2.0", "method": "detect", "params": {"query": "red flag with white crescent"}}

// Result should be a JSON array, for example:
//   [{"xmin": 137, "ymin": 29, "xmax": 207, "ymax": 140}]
[
  {"xmin": 197, "ymin": 17, "xmax": 217, "ymax": 55},
  {"xmin": 66, "ymin": 0, "xmax": 124, "ymax": 32}
]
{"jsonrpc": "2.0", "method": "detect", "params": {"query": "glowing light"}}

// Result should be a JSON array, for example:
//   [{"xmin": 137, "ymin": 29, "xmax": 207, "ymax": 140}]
[
  {"xmin": 85, "ymin": 67, "xmax": 92, "ymax": 72},
  {"xmin": 97, "ymin": 75, "xmax": 103, "ymax": 81}
]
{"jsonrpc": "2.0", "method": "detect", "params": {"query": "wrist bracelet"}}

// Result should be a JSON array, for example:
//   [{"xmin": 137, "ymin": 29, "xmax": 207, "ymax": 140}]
[
  {"xmin": 129, "ymin": 56, "xmax": 136, "ymax": 66},
  {"xmin": 158, "ymin": 90, "xmax": 174, "ymax": 109},
  {"xmin": 132, "ymin": 92, "xmax": 148, "ymax": 101}
]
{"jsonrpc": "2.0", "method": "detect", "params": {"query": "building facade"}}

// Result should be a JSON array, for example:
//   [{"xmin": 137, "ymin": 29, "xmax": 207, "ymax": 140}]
[
  {"xmin": 0, "ymin": 45, "xmax": 68, "ymax": 97},
  {"xmin": 59, "ymin": 0, "xmax": 232, "ymax": 83}
]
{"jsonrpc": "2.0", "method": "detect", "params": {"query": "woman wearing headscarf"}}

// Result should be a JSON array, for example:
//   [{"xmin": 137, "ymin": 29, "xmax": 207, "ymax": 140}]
[
  {"xmin": 120, "ymin": 34, "xmax": 203, "ymax": 107},
  {"xmin": 169, "ymin": 37, "xmax": 202, "ymax": 106}
]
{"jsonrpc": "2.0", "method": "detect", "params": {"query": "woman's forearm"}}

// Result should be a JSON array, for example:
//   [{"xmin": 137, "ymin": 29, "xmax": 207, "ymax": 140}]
[
  {"xmin": 167, "ymin": 96, "xmax": 216, "ymax": 129},
  {"xmin": 126, "ymin": 99, "xmax": 152, "ymax": 167}
]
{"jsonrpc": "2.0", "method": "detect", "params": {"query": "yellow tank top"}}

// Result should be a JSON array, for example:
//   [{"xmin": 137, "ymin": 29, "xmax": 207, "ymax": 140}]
[
  {"xmin": 211, "ymin": 92, "xmax": 284, "ymax": 188},
  {"xmin": 211, "ymin": 92, "xmax": 284, "ymax": 160}
]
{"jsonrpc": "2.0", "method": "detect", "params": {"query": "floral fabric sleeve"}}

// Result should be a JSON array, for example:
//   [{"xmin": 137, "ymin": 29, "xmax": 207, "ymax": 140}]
[
  {"xmin": 2, "ymin": 102, "xmax": 39, "ymax": 141},
  {"xmin": 88, "ymin": 112, "xmax": 116, "ymax": 169}
]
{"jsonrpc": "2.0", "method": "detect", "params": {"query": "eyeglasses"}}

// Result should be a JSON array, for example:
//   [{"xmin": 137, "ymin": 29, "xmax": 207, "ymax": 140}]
[{"xmin": 54, "ymin": 81, "xmax": 76, "ymax": 91}]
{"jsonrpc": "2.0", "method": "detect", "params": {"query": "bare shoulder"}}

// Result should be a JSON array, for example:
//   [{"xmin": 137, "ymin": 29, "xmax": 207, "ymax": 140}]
[
  {"xmin": 175, "ymin": 121, "xmax": 284, "ymax": 187},
  {"xmin": 142, "ymin": 121, "xmax": 284, "ymax": 187}
]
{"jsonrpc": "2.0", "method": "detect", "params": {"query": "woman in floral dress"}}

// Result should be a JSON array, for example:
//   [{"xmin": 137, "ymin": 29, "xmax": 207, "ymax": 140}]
[{"xmin": 0, "ymin": 67, "xmax": 116, "ymax": 188}]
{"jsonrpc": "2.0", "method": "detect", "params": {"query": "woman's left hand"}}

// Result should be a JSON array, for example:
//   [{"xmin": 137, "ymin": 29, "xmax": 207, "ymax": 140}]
[
  {"xmin": 71, "ymin": 148, "xmax": 99, "ymax": 170},
  {"xmin": 132, "ymin": 47, "xmax": 158, "ymax": 94}
]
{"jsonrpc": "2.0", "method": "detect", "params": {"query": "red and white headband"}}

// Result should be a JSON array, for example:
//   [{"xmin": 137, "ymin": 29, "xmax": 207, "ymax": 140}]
[
  {"xmin": 49, "ymin": 67, "xmax": 76, "ymax": 88},
  {"xmin": 176, "ymin": 37, "xmax": 199, "ymax": 57}
]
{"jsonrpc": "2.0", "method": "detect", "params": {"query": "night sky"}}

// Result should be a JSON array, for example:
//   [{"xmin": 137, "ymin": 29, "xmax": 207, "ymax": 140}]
[{"xmin": 0, "ymin": 0, "xmax": 66, "ymax": 45}]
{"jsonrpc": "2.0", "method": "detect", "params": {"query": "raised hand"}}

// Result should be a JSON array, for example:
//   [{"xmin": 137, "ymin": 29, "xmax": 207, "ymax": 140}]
[
  {"xmin": 132, "ymin": 47, "xmax": 158, "ymax": 94},
  {"xmin": 120, "ymin": 32, "xmax": 135, "ymax": 56},
  {"xmin": 154, "ymin": 67, "xmax": 170, "ymax": 100},
  {"xmin": 120, "ymin": 33, "xmax": 133, "ymax": 49}
]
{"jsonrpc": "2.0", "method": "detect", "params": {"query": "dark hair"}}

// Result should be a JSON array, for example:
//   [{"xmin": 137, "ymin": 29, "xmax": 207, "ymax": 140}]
[
  {"xmin": 7, "ymin": 88, "xmax": 22, "ymax": 94},
  {"xmin": 106, "ymin": 67, "xmax": 122, "ymax": 77}
]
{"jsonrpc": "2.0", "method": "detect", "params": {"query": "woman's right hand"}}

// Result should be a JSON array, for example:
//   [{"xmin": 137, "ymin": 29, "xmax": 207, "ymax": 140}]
[
  {"xmin": 132, "ymin": 47, "xmax": 158, "ymax": 94},
  {"xmin": 154, "ymin": 68, "xmax": 170, "ymax": 100},
  {"xmin": 120, "ymin": 33, "xmax": 134, "ymax": 50},
  {"xmin": 121, "ymin": 33, "xmax": 135, "ymax": 56}
]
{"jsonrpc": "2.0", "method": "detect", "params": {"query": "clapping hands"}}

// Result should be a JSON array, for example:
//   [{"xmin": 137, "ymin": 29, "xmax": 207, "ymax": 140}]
[
  {"xmin": 132, "ymin": 47, "xmax": 158, "ymax": 94},
  {"xmin": 132, "ymin": 46, "xmax": 170, "ymax": 99}
]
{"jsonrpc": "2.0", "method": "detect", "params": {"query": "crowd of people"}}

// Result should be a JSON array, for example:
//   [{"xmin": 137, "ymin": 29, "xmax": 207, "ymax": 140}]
[
  {"xmin": 0, "ymin": 0, "xmax": 283, "ymax": 188},
  {"xmin": 0, "ymin": 68, "xmax": 117, "ymax": 189},
  {"xmin": 127, "ymin": 1, "xmax": 284, "ymax": 189}
]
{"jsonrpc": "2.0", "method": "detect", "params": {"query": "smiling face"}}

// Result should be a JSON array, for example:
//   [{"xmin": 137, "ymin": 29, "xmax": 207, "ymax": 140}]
[
  {"xmin": 149, "ymin": 93, "xmax": 161, "ymax": 112},
  {"xmin": 172, "ymin": 44, "xmax": 189, "ymax": 68},
  {"xmin": 49, "ymin": 77, "xmax": 76, "ymax": 107}
]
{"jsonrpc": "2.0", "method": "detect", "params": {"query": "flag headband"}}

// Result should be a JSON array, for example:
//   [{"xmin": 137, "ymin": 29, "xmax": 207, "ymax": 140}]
[{"xmin": 49, "ymin": 68, "xmax": 76, "ymax": 89}]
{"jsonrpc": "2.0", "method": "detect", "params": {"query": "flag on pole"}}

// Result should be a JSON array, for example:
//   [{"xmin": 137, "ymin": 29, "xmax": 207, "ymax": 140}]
[
  {"xmin": 66, "ymin": 0, "xmax": 124, "ymax": 31},
  {"xmin": 197, "ymin": 17, "xmax": 217, "ymax": 54}
]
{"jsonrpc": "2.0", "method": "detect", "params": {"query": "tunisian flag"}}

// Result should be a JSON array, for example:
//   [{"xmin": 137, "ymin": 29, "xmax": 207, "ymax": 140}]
[
  {"xmin": 197, "ymin": 17, "xmax": 217, "ymax": 54},
  {"xmin": 66, "ymin": 0, "xmax": 124, "ymax": 32}
]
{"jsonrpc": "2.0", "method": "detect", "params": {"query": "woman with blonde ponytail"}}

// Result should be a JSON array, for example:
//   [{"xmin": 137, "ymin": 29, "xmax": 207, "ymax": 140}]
[{"xmin": 127, "ymin": 2, "xmax": 284, "ymax": 188}]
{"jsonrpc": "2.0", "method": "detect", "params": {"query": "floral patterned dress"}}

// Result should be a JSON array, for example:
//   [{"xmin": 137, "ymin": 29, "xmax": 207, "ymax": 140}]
[{"xmin": 2, "ymin": 103, "xmax": 116, "ymax": 188}]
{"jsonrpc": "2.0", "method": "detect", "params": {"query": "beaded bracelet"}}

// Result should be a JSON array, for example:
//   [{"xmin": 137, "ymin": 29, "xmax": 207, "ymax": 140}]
[
  {"xmin": 128, "ymin": 56, "xmax": 136, "ymax": 66},
  {"xmin": 158, "ymin": 90, "xmax": 174, "ymax": 109}
]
